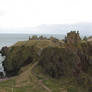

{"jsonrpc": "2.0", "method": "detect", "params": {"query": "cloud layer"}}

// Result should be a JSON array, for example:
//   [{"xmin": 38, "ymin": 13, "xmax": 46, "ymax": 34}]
[{"xmin": 0, "ymin": 0, "xmax": 92, "ymax": 28}]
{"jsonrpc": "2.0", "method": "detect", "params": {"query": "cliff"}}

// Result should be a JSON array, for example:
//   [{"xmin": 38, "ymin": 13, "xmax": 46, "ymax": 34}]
[{"xmin": 0, "ymin": 31, "xmax": 92, "ymax": 92}]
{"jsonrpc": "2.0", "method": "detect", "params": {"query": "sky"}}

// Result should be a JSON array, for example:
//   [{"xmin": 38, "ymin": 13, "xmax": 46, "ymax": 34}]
[{"xmin": 0, "ymin": 0, "xmax": 92, "ymax": 33}]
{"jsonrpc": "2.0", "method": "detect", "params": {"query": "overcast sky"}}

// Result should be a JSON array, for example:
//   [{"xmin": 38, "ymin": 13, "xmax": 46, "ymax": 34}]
[{"xmin": 0, "ymin": 0, "xmax": 92, "ymax": 33}]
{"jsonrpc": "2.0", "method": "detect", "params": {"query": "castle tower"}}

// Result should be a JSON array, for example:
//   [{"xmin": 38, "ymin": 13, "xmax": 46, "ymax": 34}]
[{"xmin": 65, "ymin": 31, "xmax": 81, "ymax": 45}]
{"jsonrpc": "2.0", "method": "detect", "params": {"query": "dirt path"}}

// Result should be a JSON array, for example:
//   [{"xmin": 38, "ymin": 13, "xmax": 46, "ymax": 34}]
[
  {"xmin": 39, "ymin": 80, "xmax": 52, "ymax": 92},
  {"xmin": 31, "ymin": 62, "xmax": 52, "ymax": 92}
]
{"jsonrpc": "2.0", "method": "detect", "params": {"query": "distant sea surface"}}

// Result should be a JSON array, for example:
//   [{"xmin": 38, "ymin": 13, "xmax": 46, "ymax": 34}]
[{"xmin": 0, "ymin": 34, "xmax": 65, "ymax": 49}]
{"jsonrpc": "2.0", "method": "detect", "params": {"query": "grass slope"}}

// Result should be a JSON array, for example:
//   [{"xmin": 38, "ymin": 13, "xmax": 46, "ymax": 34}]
[{"xmin": 14, "ymin": 40, "xmax": 60, "ymax": 48}]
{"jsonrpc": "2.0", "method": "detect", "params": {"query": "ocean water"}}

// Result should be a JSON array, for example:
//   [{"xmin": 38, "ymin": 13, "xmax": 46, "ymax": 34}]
[{"xmin": 0, "ymin": 34, "xmax": 29, "ymax": 49}]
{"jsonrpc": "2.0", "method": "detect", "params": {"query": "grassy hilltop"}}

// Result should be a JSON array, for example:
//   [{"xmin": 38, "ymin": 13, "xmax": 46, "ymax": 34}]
[{"xmin": 0, "ymin": 31, "xmax": 92, "ymax": 92}]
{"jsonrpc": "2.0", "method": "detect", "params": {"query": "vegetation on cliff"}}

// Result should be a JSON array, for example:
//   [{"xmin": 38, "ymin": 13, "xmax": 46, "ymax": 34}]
[
  {"xmin": 39, "ymin": 47, "xmax": 77, "ymax": 78},
  {"xmin": 3, "ymin": 46, "xmax": 39, "ymax": 76}
]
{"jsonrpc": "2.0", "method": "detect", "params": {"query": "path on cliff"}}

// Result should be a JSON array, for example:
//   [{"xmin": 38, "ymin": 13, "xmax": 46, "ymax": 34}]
[
  {"xmin": 15, "ymin": 61, "xmax": 52, "ymax": 92},
  {"xmin": 31, "ymin": 61, "xmax": 52, "ymax": 92}
]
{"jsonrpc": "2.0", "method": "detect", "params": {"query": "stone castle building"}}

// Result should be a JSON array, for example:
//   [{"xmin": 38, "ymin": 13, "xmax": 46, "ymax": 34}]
[{"xmin": 65, "ymin": 31, "xmax": 81, "ymax": 44}]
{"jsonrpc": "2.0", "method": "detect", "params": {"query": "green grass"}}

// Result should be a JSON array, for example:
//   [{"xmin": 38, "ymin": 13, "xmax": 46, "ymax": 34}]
[
  {"xmin": 0, "ymin": 79, "xmax": 15, "ymax": 87},
  {"xmin": 67, "ymin": 87, "xmax": 78, "ymax": 92}
]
